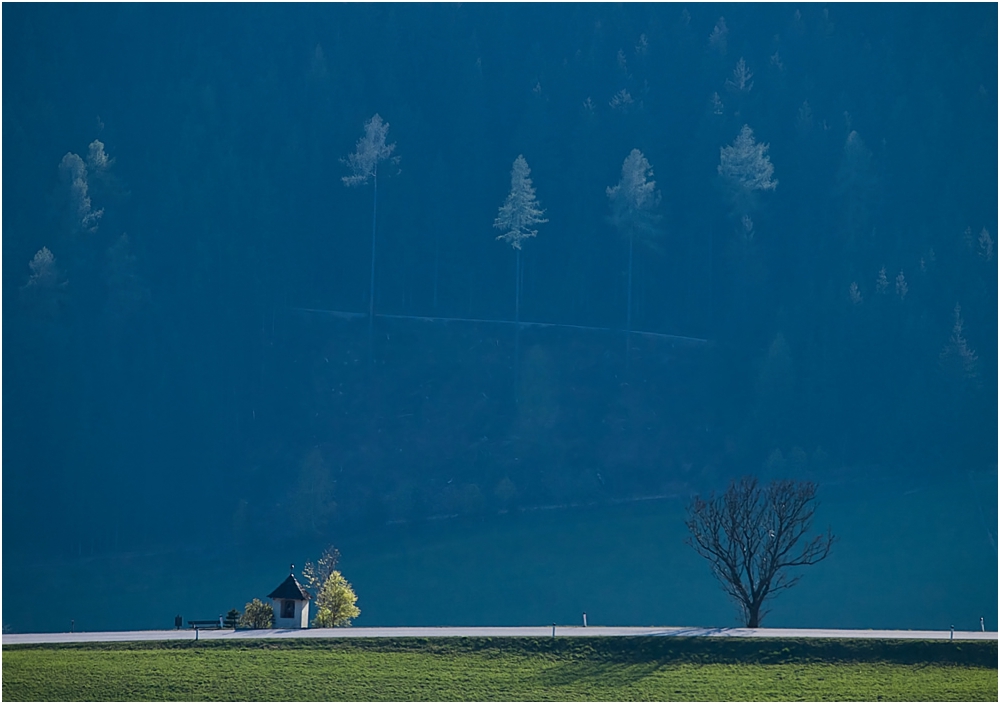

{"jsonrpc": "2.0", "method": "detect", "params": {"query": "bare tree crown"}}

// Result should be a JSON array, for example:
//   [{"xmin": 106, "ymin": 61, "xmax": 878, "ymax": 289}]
[
  {"xmin": 685, "ymin": 476, "xmax": 834, "ymax": 628},
  {"xmin": 302, "ymin": 545, "xmax": 341, "ymax": 593}
]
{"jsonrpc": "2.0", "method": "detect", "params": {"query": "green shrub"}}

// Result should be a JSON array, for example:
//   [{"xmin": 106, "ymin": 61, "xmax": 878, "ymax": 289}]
[{"xmin": 237, "ymin": 598, "xmax": 272, "ymax": 629}]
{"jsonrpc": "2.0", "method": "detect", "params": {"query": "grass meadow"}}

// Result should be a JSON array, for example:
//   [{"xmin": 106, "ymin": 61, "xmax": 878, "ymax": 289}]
[
  {"xmin": 5, "ymin": 469, "xmax": 995, "ymax": 635},
  {"xmin": 3, "ymin": 637, "xmax": 997, "ymax": 702}
]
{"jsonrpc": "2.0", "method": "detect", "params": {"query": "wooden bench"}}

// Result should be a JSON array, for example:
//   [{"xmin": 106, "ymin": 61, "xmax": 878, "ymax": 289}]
[{"xmin": 188, "ymin": 619, "xmax": 224, "ymax": 630}]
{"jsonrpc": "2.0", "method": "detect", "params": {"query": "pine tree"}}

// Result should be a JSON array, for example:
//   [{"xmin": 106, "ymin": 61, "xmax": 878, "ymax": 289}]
[
  {"xmin": 718, "ymin": 125, "xmax": 777, "ymax": 215},
  {"xmin": 494, "ymin": 155, "xmax": 547, "ymax": 326},
  {"xmin": 20, "ymin": 246, "xmax": 66, "ymax": 320},
  {"xmin": 725, "ymin": 58, "xmax": 754, "ymax": 93},
  {"xmin": 59, "ymin": 152, "xmax": 103, "ymax": 233},
  {"xmin": 607, "ymin": 149, "xmax": 661, "ymax": 360},
  {"xmin": 342, "ymin": 114, "xmax": 399, "ymax": 349},
  {"xmin": 24, "ymin": 247, "xmax": 60, "ymax": 289},
  {"xmin": 940, "ymin": 303, "xmax": 978, "ymax": 386},
  {"xmin": 835, "ymin": 131, "xmax": 877, "ymax": 247},
  {"xmin": 494, "ymin": 155, "xmax": 546, "ymax": 396}
]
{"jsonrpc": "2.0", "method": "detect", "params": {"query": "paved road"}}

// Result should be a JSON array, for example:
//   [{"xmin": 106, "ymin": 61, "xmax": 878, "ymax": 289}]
[{"xmin": 4, "ymin": 626, "xmax": 996, "ymax": 645}]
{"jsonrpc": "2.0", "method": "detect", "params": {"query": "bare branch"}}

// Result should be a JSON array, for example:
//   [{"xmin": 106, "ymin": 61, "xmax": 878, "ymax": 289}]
[
  {"xmin": 685, "ymin": 476, "xmax": 835, "ymax": 627},
  {"xmin": 302, "ymin": 545, "xmax": 341, "ymax": 594}
]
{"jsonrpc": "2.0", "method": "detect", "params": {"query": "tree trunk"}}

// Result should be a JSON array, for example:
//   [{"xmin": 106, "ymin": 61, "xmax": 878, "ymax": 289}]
[
  {"xmin": 626, "ymin": 232, "xmax": 633, "ymax": 367},
  {"xmin": 708, "ymin": 220, "xmax": 713, "ymax": 335},
  {"xmin": 514, "ymin": 248, "xmax": 521, "ymax": 403},
  {"xmin": 433, "ymin": 235, "xmax": 439, "ymax": 311},
  {"xmin": 746, "ymin": 606, "xmax": 761, "ymax": 628},
  {"xmin": 515, "ymin": 247, "xmax": 521, "ymax": 326},
  {"xmin": 368, "ymin": 170, "xmax": 378, "ymax": 359}
]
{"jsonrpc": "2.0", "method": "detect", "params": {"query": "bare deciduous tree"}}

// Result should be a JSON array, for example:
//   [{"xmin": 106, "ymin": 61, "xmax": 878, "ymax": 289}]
[
  {"xmin": 302, "ymin": 545, "xmax": 341, "ymax": 593},
  {"xmin": 685, "ymin": 476, "xmax": 834, "ymax": 628}
]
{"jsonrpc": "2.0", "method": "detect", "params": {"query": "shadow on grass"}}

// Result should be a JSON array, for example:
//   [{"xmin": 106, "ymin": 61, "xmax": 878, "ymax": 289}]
[
  {"xmin": 526, "ymin": 659, "xmax": 664, "ymax": 691},
  {"xmin": 6, "ymin": 636, "xmax": 997, "ymax": 669}
]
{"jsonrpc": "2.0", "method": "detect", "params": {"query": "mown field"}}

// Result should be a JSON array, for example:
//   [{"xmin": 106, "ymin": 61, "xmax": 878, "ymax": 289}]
[{"xmin": 3, "ymin": 637, "xmax": 997, "ymax": 702}]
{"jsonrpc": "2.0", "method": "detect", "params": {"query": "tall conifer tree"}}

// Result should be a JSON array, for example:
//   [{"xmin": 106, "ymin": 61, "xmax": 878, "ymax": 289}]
[
  {"xmin": 343, "ymin": 114, "xmax": 399, "ymax": 350},
  {"xmin": 494, "ymin": 155, "xmax": 546, "ymax": 391},
  {"xmin": 607, "ymin": 149, "xmax": 661, "ymax": 362}
]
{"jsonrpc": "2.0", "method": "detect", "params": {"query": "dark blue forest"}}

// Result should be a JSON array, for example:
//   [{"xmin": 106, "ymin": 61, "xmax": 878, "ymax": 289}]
[{"xmin": 3, "ymin": 4, "xmax": 997, "ymax": 633}]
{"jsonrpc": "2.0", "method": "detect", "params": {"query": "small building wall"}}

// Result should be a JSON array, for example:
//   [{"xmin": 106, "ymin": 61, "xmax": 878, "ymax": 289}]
[{"xmin": 271, "ymin": 597, "xmax": 309, "ymax": 629}]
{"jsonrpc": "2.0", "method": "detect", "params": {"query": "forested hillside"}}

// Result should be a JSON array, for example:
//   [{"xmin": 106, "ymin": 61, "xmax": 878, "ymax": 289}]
[{"xmin": 4, "ymin": 4, "xmax": 995, "ymax": 557}]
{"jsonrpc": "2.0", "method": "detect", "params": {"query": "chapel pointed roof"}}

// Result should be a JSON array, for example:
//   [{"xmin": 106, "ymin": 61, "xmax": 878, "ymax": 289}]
[{"xmin": 268, "ymin": 572, "xmax": 311, "ymax": 601}]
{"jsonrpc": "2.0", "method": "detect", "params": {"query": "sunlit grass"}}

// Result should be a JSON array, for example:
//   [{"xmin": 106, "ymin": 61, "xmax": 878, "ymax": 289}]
[{"xmin": 3, "ymin": 637, "xmax": 996, "ymax": 702}]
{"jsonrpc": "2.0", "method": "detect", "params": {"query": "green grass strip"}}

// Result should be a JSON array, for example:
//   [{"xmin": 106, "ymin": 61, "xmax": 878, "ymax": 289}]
[{"xmin": 4, "ymin": 637, "xmax": 997, "ymax": 702}]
